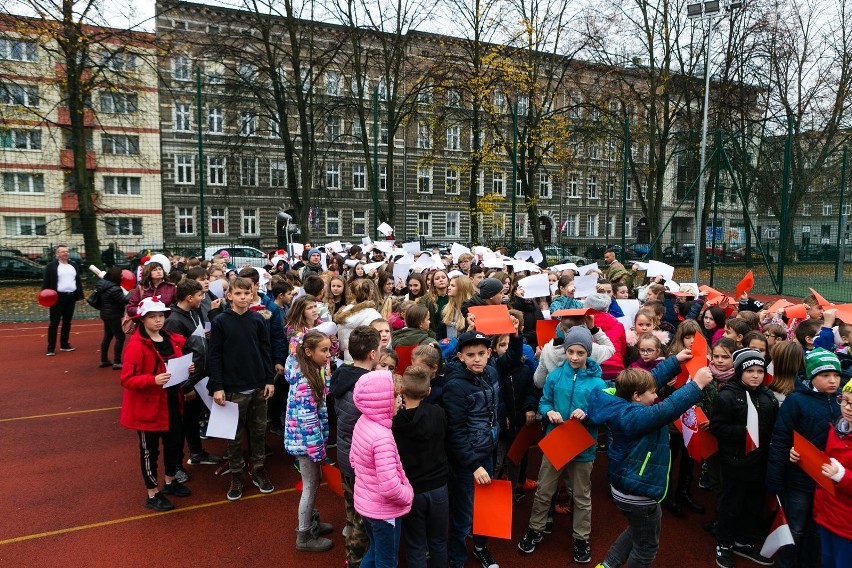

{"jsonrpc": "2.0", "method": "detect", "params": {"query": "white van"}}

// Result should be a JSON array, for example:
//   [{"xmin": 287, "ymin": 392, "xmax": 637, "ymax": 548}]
[{"xmin": 204, "ymin": 245, "xmax": 268, "ymax": 268}]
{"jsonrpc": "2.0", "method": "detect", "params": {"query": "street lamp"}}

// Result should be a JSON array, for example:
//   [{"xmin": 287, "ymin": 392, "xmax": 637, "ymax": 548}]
[{"xmin": 687, "ymin": 0, "xmax": 741, "ymax": 282}]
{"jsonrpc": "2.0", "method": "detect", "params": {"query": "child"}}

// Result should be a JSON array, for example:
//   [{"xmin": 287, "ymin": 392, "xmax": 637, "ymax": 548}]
[
  {"xmin": 303, "ymin": 275, "xmax": 331, "ymax": 323},
  {"xmin": 614, "ymin": 282, "xmax": 630, "ymax": 300},
  {"xmin": 535, "ymin": 314, "xmax": 615, "ymax": 388},
  {"xmin": 700, "ymin": 306, "xmax": 727, "ymax": 345},
  {"xmin": 549, "ymin": 275, "xmax": 583, "ymax": 312},
  {"xmin": 587, "ymin": 364, "xmax": 714, "ymax": 568},
  {"xmin": 625, "ymin": 309, "xmax": 669, "ymax": 366},
  {"xmin": 767, "ymin": 348, "xmax": 843, "ymax": 568},
  {"xmin": 517, "ymin": 326, "xmax": 604, "ymax": 564},
  {"xmin": 376, "ymin": 348, "xmax": 398, "ymax": 373},
  {"xmin": 584, "ymin": 293, "xmax": 628, "ymax": 383},
  {"xmin": 392, "ymin": 303, "xmax": 439, "ymax": 347},
  {"xmin": 443, "ymin": 331, "xmax": 502, "ymax": 568},
  {"xmin": 327, "ymin": 275, "xmax": 347, "ymax": 319},
  {"xmin": 710, "ymin": 349, "xmax": 779, "ymax": 568},
  {"xmin": 629, "ymin": 333, "xmax": 667, "ymax": 371},
  {"xmin": 736, "ymin": 310, "xmax": 761, "ymax": 332},
  {"xmin": 785, "ymin": 294, "xmax": 825, "ymax": 341},
  {"xmin": 812, "ymin": 378, "xmax": 852, "ymax": 568},
  {"xmin": 331, "ymin": 325, "xmax": 381, "ymax": 568},
  {"xmin": 794, "ymin": 312, "xmax": 837, "ymax": 352},
  {"xmin": 351, "ymin": 370, "xmax": 414, "ymax": 567},
  {"xmin": 767, "ymin": 341, "xmax": 802, "ymax": 404},
  {"xmin": 393, "ymin": 365, "xmax": 450, "ymax": 568},
  {"xmin": 285, "ymin": 331, "xmax": 335, "ymax": 552},
  {"xmin": 370, "ymin": 318, "xmax": 392, "ymax": 350},
  {"xmin": 411, "ymin": 343, "xmax": 445, "ymax": 405},
  {"xmin": 724, "ymin": 317, "xmax": 751, "ymax": 348},
  {"xmin": 120, "ymin": 297, "xmax": 191, "ymax": 511},
  {"xmin": 208, "ymin": 277, "xmax": 275, "ymax": 501}
]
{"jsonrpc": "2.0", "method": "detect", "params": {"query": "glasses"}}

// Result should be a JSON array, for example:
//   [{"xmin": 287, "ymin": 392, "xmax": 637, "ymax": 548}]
[
  {"xmin": 836, "ymin": 395, "xmax": 852, "ymax": 408},
  {"xmin": 639, "ymin": 348, "xmax": 658, "ymax": 354}
]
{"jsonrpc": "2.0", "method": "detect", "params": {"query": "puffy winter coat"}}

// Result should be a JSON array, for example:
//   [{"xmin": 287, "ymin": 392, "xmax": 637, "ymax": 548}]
[
  {"xmin": 119, "ymin": 328, "xmax": 186, "ymax": 431},
  {"xmin": 96, "ymin": 278, "xmax": 129, "ymax": 320},
  {"xmin": 350, "ymin": 370, "xmax": 414, "ymax": 519},
  {"xmin": 594, "ymin": 312, "xmax": 627, "ymax": 380},
  {"xmin": 493, "ymin": 335, "xmax": 539, "ymax": 439},
  {"xmin": 392, "ymin": 327, "xmax": 439, "ymax": 348},
  {"xmin": 335, "ymin": 301, "xmax": 383, "ymax": 362},
  {"xmin": 535, "ymin": 327, "xmax": 615, "ymax": 388},
  {"xmin": 813, "ymin": 426, "xmax": 852, "ymax": 540},
  {"xmin": 284, "ymin": 354, "xmax": 330, "ymax": 462},
  {"xmin": 550, "ymin": 295, "xmax": 584, "ymax": 313}
]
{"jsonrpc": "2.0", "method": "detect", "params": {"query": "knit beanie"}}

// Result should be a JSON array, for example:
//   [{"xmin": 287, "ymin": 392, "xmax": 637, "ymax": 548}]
[
  {"xmin": 805, "ymin": 348, "xmax": 841, "ymax": 381},
  {"xmin": 732, "ymin": 348, "xmax": 766, "ymax": 382},
  {"xmin": 477, "ymin": 278, "xmax": 504, "ymax": 300},
  {"xmin": 308, "ymin": 247, "xmax": 321, "ymax": 259},
  {"xmin": 563, "ymin": 326, "xmax": 593, "ymax": 355},
  {"xmin": 583, "ymin": 293, "xmax": 611, "ymax": 312}
]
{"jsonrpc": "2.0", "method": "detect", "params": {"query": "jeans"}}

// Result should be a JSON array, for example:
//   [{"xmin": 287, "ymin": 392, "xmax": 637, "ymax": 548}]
[
  {"xmin": 48, "ymin": 291, "xmax": 77, "ymax": 350},
  {"xmin": 226, "ymin": 389, "xmax": 267, "ymax": 474},
  {"xmin": 448, "ymin": 458, "xmax": 492, "ymax": 568},
  {"xmin": 820, "ymin": 525, "xmax": 852, "ymax": 568},
  {"xmin": 361, "ymin": 516, "xmax": 403, "ymax": 568},
  {"xmin": 402, "ymin": 485, "xmax": 449, "ymax": 568},
  {"xmin": 100, "ymin": 317, "xmax": 125, "ymax": 363},
  {"xmin": 604, "ymin": 499, "xmax": 662, "ymax": 568},
  {"xmin": 778, "ymin": 488, "xmax": 820, "ymax": 568}
]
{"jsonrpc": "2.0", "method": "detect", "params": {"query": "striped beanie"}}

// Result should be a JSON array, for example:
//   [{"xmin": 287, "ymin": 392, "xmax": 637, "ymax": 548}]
[{"xmin": 805, "ymin": 348, "xmax": 841, "ymax": 381}]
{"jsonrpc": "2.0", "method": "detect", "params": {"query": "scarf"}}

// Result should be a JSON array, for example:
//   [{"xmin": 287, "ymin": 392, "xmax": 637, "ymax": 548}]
[{"xmin": 709, "ymin": 362, "xmax": 735, "ymax": 383}]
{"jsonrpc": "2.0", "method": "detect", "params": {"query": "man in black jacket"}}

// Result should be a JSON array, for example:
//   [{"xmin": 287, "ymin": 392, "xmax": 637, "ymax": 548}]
[{"xmin": 42, "ymin": 244, "xmax": 83, "ymax": 356}]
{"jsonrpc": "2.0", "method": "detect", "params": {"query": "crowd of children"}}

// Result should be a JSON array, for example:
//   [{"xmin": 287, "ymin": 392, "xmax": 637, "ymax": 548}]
[{"xmin": 113, "ymin": 244, "xmax": 852, "ymax": 568}]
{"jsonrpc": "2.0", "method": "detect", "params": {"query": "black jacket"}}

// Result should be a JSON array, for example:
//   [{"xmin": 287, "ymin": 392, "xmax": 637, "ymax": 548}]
[
  {"xmin": 510, "ymin": 296, "xmax": 544, "ymax": 348},
  {"xmin": 710, "ymin": 379, "xmax": 779, "ymax": 481},
  {"xmin": 96, "ymin": 279, "xmax": 129, "ymax": 320},
  {"xmin": 207, "ymin": 308, "xmax": 273, "ymax": 393},
  {"xmin": 332, "ymin": 365, "xmax": 371, "ymax": 478},
  {"xmin": 392, "ymin": 402, "xmax": 449, "ymax": 493},
  {"xmin": 42, "ymin": 260, "xmax": 83, "ymax": 299},
  {"xmin": 162, "ymin": 305, "xmax": 208, "ymax": 384},
  {"xmin": 493, "ymin": 335, "xmax": 539, "ymax": 439}
]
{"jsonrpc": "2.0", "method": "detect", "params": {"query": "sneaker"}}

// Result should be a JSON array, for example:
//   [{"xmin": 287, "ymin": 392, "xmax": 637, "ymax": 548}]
[
  {"xmin": 46, "ymin": 351, "xmax": 55, "ymax": 357},
  {"xmin": 227, "ymin": 474, "xmax": 244, "ymax": 501},
  {"xmin": 173, "ymin": 467, "xmax": 189, "ymax": 483},
  {"xmin": 60, "ymin": 345, "xmax": 76, "ymax": 352},
  {"xmin": 733, "ymin": 543, "xmax": 774, "ymax": 566},
  {"xmin": 187, "ymin": 451, "xmax": 222, "ymax": 465},
  {"xmin": 161, "ymin": 480, "xmax": 191, "ymax": 497},
  {"xmin": 517, "ymin": 529, "xmax": 544, "ymax": 554},
  {"xmin": 252, "ymin": 467, "xmax": 274, "ymax": 493},
  {"xmin": 99, "ymin": 361, "xmax": 113, "ymax": 368},
  {"xmin": 574, "ymin": 539, "xmax": 592, "ymax": 564},
  {"xmin": 269, "ymin": 422, "xmax": 285, "ymax": 436},
  {"xmin": 112, "ymin": 363, "xmax": 122, "ymax": 370},
  {"xmin": 473, "ymin": 546, "xmax": 498, "ymax": 568},
  {"xmin": 716, "ymin": 544, "xmax": 734, "ymax": 568},
  {"xmin": 543, "ymin": 514, "xmax": 554, "ymax": 534},
  {"xmin": 521, "ymin": 479, "xmax": 537, "ymax": 492},
  {"xmin": 145, "ymin": 492, "xmax": 174, "ymax": 511}
]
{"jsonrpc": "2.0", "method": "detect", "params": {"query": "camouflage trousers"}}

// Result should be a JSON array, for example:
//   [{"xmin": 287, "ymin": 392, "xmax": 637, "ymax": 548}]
[{"xmin": 342, "ymin": 474, "xmax": 369, "ymax": 567}]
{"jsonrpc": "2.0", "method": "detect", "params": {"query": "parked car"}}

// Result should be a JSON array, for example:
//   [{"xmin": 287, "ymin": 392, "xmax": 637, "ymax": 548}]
[
  {"xmin": 0, "ymin": 254, "xmax": 45, "ymax": 282},
  {"xmin": 204, "ymin": 245, "xmax": 268, "ymax": 268},
  {"xmin": 558, "ymin": 255, "xmax": 590, "ymax": 267},
  {"xmin": 798, "ymin": 244, "xmax": 840, "ymax": 262},
  {"xmin": 731, "ymin": 247, "xmax": 774, "ymax": 263},
  {"xmin": 663, "ymin": 246, "xmax": 694, "ymax": 264},
  {"xmin": 584, "ymin": 244, "xmax": 639, "ymax": 262},
  {"xmin": 628, "ymin": 242, "xmax": 653, "ymax": 259}
]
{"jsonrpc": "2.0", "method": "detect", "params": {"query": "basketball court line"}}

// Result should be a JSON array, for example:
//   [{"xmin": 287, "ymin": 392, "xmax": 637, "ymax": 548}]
[{"xmin": 0, "ymin": 406, "xmax": 121, "ymax": 422}]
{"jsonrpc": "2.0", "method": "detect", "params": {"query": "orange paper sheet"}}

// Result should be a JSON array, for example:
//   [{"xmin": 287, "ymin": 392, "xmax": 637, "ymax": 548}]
[
  {"xmin": 784, "ymin": 304, "xmax": 809, "ymax": 320},
  {"xmin": 473, "ymin": 480, "xmax": 513, "ymax": 539},
  {"xmin": 769, "ymin": 299, "xmax": 795, "ymax": 313},
  {"xmin": 793, "ymin": 431, "xmax": 835, "ymax": 496},
  {"xmin": 699, "ymin": 285, "xmax": 723, "ymax": 300},
  {"xmin": 395, "ymin": 344, "xmax": 415, "ymax": 375},
  {"xmin": 674, "ymin": 409, "xmax": 718, "ymax": 461},
  {"xmin": 673, "ymin": 368, "xmax": 690, "ymax": 389},
  {"xmin": 809, "ymin": 288, "xmax": 832, "ymax": 307},
  {"xmin": 507, "ymin": 423, "xmax": 544, "ymax": 465},
  {"xmin": 735, "ymin": 271, "xmax": 754, "ymax": 300},
  {"xmin": 684, "ymin": 332, "xmax": 708, "ymax": 380},
  {"xmin": 536, "ymin": 320, "xmax": 560, "ymax": 347},
  {"xmin": 834, "ymin": 304, "xmax": 852, "ymax": 324},
  {"xmin": 321, "ymin": 463, "xmax": 344, "ymax": 497},
  {"xmin": 468, "ymin": 305, "xmax": 517, "ymax": 335},
  {"xmin": 537, "ymin": 419, "xmax": 596, "ymax": 470},
  {"xmin": 551, "ymin": 308, "xmax": 596, "ymax": 318}
]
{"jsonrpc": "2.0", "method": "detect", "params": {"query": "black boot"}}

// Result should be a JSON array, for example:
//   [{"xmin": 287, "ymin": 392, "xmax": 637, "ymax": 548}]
[
  {"xmin": 663, "ymin": 495, "xmax": 683, "ymax": 517},
  {"xmin": 678, "ymin": 489, "xmax": 706, "ymax": 513}
]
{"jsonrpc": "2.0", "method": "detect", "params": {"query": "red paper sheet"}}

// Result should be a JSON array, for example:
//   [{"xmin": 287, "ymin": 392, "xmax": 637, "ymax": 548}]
[
  {"xmin": 834, "ymin": 304, "xmax": 852, "ymax": 324},
  {"xmin": 536, "ymin": 320, "xmax": 560, "ymax": 347},
  {"xmin": 735, "ymin": 271, "xmax": 754, "ymax": 300},
  {"xmin": 672, "ymin": 368, "xmax": 690, "ymax": 389},
  {"xmin": 507, "ymin": 423, "xmax": 544, "ymax": 465},
  {"xmin": 674, "ymin": 407, "xmax": 717, "ymax": 460},
  {"xmin": 684, "ymin": 332, "xmax": 708, "ymax": 380},
  {"xmin": 551, "ymin": 308, "xmax": 596, "ymax": 318},
  {"xmin": 809, "ymin": 288, "xmax": 832, "ymax": 307},
  {"xmin": 395, "ymin": 344, "xmax": 415, "ymax": 375},
  {"xmin": 537, "ymin": 419, "xmax": 596, "ymax": 470},
  {"xmin": 793, "ymin": 431, "xmax": 835, "ymax": 496},
  {"xmin": 321, "ymin": 463, "xmax": 344, "ymax": 497},
  {"xmin": 473, "ymin": 480, "xmax": 513, "ymax": 539},
  {"xmin": 699, "ymin": 285, "xmax": 723, "ymax": 300},
  {"xmin": 784, "ymin": 304, "xmax": 809, "ymax": 320},
  {"xmin": 468, "ymin": 305, "xmax": 517, "ymax": 335},
  {"xmin": 769, "ymin": 299, "xmax": 795, "ymax": 313}
]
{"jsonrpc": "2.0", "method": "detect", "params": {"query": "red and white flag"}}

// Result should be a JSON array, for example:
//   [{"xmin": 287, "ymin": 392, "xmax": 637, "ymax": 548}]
[
  {"xmin": 681, "ymin": 406, "xmax": 701, "ymax": 462},
  {"xmin": 760, "ymin": 498, "xmax": 795, "ymax": 558},
  {"xmin": 745, "ymin": 392, "xmax": 759, "ymax": 454}
]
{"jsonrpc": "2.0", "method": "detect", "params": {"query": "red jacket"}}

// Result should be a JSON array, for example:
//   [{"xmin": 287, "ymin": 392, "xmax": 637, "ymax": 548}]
[
  {"xmin": 594, "ymin": 312, "xmax": 627, "ymax": 380},
  {"xmin": 119, "ymin": 329, "xmax": 185, "ymax": 432},
  {"xmin": 813, "ymin": 427, "xmax": 852, "ymax": 540}
]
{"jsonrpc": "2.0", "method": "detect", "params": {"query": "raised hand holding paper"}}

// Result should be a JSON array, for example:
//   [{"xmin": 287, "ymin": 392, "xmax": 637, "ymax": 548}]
[
  {"xmin": 468, "ymin": 305, "xmax": 517, "ymax": 335},
  {"xmin": 518, "ymin": 274, "xmax": 551, "ymax": 298}
]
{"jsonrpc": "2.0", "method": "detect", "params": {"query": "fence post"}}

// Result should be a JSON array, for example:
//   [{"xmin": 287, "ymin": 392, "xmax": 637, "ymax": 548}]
[
  {"xmin": 621, "ymin": 116, "xmax": 629, "ymax": 263},
  {"xmin": 777, "ymin": 115, "xmax": 793, "ymax": 294},
  {"xmin": 836, "ymin": 145, "xmax": 848, "ymax": 283},
  {"xmin": 710, "ymin": 130, "xmax": 722, "ymax": 287}
]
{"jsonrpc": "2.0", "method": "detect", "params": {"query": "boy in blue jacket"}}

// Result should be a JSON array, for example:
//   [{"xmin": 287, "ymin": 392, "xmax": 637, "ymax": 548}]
[{"xmin": 587, "ymin": 361, "xmax": 713, "ymax": 568}]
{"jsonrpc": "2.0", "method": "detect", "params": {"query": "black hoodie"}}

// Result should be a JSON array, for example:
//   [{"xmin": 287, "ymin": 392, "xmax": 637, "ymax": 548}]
[
  {"xmin": 332, "ymin": 364, "xmax": 371, "ymax": 478},
  {"xmin": 392, "ymin": 402, "xmax": 449, "ymax": 493},
  {"xmin": 207, "ymin": 308, "xmax": 273, "ymax": 393}
]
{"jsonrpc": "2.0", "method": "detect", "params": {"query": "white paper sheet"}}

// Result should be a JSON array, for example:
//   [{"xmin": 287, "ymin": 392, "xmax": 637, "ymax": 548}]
[
  {"xmin": 393, "ymin": 260, "xmax": 414, "ymax": 283},
  {"xmin": 207, "ymin": 400, "xmax": 239, "ymax": 440},
  {"xmin": 450, "ymin": 243, "xmax": 471, "ymax": 263},
  {"xmin": 163, "ymin": 353, "xmax": 193, "ymax": 388},
  {"xmin": 577, "ymin": 262, "xmax": 599, "ymax": 276},
  {"xmin": 194, "ymin": 376, "xmax": 214, "ymax": 411},
  {"xmin": 324, "ymin": 240, "xmax": 342, "ymax": 254},
  {"xmin": 363, "ymin": 261, "xmax": 385, "ymax": 275},
  {"xmin": 617, "ymin": 299, "xmax": 642, "ymax": 324},
  {"xmin": 483, "ymin": 257, "xmax": 505, "ymax": 269},
  {"xmin": 530, "ymin": 248, "xmax": 544, "ymax": 264},
  {"xmin": 208, "ymin": 279, "xmax": 224, "ymax": 299},
  {"xmin": 574, "ymin": 274, "xmax": 599, "ymax": 299},
  {"xmin": 377, "ymin": 222, "xmax": 394, "ymax": 236},
  {"xmin": 518, "ymin": 274, "xmax": 551, "ymax": 298},
  {"xmin": 313, "ymin": 321, "xmax": 338, "ymax": 336},
  {"xmin": 288, "ymin": 243, "xmax": 303, "ymax": 258},
  {"xmin": 374, "ymin": 240, "xmax": 396, "ymax": 253},
  {"xmin": 402, "ymin": 241, "xmax": 421, "ymax": 254},
  {"xmin": 549, "ymin": 263, "xmax": 579, "ymax": 273},
  {"xmin": 361, "ymin": 237, "xmax": 373, "ymax": 246},
  {"xmin": 647, "ymin": 260, "xmax": 675, "ymax": 281},
  {"xmin": 344, "ymin": 259, "xmax": 360, "ymax": 268},
  {"xmin": 617, "ymin": 315, "xmax": 633, "ymax": 334},
  {"xmin": 542, "ymin": 309, "xmax": 551, "ymax": 320}
]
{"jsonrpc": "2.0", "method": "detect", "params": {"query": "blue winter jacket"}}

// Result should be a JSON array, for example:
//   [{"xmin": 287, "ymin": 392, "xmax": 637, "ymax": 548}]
[
  {"xmin": 587, "ymin": 355, "xmax": 700, "ymax": 501},
  {"xmin": 259, "ymin": 294, "xmax": 286, "ymax": 368},
  {"xmin": 539, "ymin": 358, "xmax": 605, "ymax": 462}
]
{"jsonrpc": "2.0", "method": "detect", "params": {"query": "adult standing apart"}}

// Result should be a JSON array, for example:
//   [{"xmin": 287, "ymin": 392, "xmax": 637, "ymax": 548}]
[
  {"xmin": 126, "ymin": 260, "xmax": 177, "ymax": 318},
  {"xmin": 42, "ymin": 244, "xmax": 83, "ymax": 356},
  {"xmin": 603, "ymin": 249, "xmax": 633, "ymax": 290}
]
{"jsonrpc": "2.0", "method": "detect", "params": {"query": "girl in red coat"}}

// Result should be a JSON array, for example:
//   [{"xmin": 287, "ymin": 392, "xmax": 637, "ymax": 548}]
[
  {"xmin": 813, "ymin": 377, "xmax": 852, "ymax": 568},
  {"xmin": 120, "ymin": 297, "xmax": 191, "ymax": 511}
]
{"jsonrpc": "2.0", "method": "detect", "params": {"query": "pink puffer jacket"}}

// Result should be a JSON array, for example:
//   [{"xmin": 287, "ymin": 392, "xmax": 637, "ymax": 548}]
[{"xmin": 350, "ymin": 370, "xmax": 413, "ymax": 520}]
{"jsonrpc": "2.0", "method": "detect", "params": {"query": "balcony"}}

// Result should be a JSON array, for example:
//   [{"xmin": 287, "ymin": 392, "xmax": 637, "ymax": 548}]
[
  {"xmin": 60, "ymin": 190, "xmax": 97, "ymax": 212},
  {"xmin": 60, "ymin": 149, "xmax": 96, "ymax": 169},
  {"xmin": 56, "ymin": 107, "xmax": 95, "ymax": 128}
]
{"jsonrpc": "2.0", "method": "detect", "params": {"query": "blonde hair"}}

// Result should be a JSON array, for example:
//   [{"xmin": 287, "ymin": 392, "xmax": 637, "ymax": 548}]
[{"xmin": 442, "ymin": 275, "xmax": 475, "ymax": 329}]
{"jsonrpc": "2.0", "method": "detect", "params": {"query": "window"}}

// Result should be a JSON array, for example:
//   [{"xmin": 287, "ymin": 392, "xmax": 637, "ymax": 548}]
[
  {"xmin": 587, "ymin": 174, "xmax": 598, "ymax": 199},
  {"xmin": 625, "ymin": 216, "xmax": 633, "ymax": 238},
  {"xmin": 445, "ymin": 168, "xmax": 459, "ymax": 195},
  {"xmin": 477, "ymin": 170, "xmax": 485, "ymax": 196},
  {"xmin": 242, "ymin": 208, "xmax": 259, "ymax": 235},
  {"xmin": 104, "ymin": 217, "xmax": 142, "ymax": 236},
  {"xmin": 326, "ymin": 209, "xmax": 341, "ymax": 236},
  {"xmin": 380, "ymin": 165, "xmax": 388, "ymax": 192},
  {"xmin": 823, "ymin": 203, "xmax": 833, "ymax": 216},
  {"xmin": 299, "ymin": 68, "xmax": 313, "ymax": 93},
  {"xmin": 380, "ymin": 121, "xmax": 389, "ymax": 145},
  {"xmin": 418, "ymin": 212, "xmax": 432, "ymax": 236},
  {"xmin": 4, "ymin": 216, "xmax": 45, "ymax": 236},
  {"xmin": 325, "ymin": 71, "xmax": 341, "ymax": 96},
  {"xmin": 208, "ymin": 156, "xmax": 226, "ymax": 185},
  {"xmin": 642, "ymin": 179, "xmax": 648, "ymax": 199},
  {"xmin": 3, "ymin": 173, "xmax": 43, "ymax": 193},
  {"xmin": 567, "ymin": 173, "xmax": 579, "ymax": 198},
  {"xmin": 175, "ymin": 155, "xmax": 194, "ymax": 184},
  {"xmin": 102, "ymin": 50, "xmax": 136, "ymax": 71},
  {"xmin": 493, "ymin": 212, "xmax": 507, "ymax": 238},
  {"xmin": 353, "ymin": 164, "xmax": 366, "ymax": 190},
  {"xmin": 205, "ymin": 61, "xmax": 224, "ymax": 84},
  {"xmin": 844, "ymin": 204, "xmax": 851, "ymax": 216},
  {"xmin": 493, "ymin": 91, "xmax": 506, "ymax": 112},
  {"xmin": 353, "ymin": 121, "xmax": 363, "ymax": 143},
  {"xmin": 326, "ymin": 162, "xmax": 341, "ymax": 189},
  {"xmin": 418, "ymin": 86, "xmax": 432, "ymax": 105},
  {"xmin": 1, "ymin": 129, "xmax": 41, "ymax": 150},
  {"xmin": 564, "ymin": 214, "xmax": 579, "ymax": 237},
  {"xmin": 447, "ymin": 90, "xmax": 461, "ymax": 107},
  {"xmin": 587, "ymin": 214, "xmax": 599, "ymax": 236},
  {"xmin": 0, "ymin": 39, "xmax": 38, "ymax": 62},
  {"xmin": 802, "ymin": 203, "xmax": 811, "ymax": 216},
  {"xmin": 626, "ymin": 177, "xmax": 632, "ymax": 200},
  {"xmin": 173, "ymin": 20, "xmax": 187, "ymax": 30},
  {"xmin": 353, "ymin": 211, "xmax": 367, "ymax": 236},
  {"xmin": 173, "ymin": 102, "xmax": 191, "ymax": 131},
  {"xmin": 269, "ymin": 113, "xmax": 281, "ymax": 138},
  {"xmin": 606, "ymin": 215, "xmax": 615, "ymax": 237},
  {"xmin": 589, "ymin": 143, "xmax": 599, "ymax": 160},
  {"xmin": 239, "ymin": 63, "xmax": 256, "ymax": 82},
  {"xmin": 539, "ymin": 172, "xmax": 551, "ymax": 198},
  {"xmin": 100, "ymin": 92, "xmax": 138, "ymax": 114},
  {"xmin": 446, "ymin": 212, "xmax": 459, "ymax": 237},
  {"xmin": 241, "ymin": 158, "xmax": 258, "ymax": 186},
  {"xmin": 493, "ymin": 172, "xmax": 505, "ymax": 196},
  {"xmin": 377, "ymin": 77, "xmax": 389, "ymax": 101},
  {"xmin": 172, "ymin": 55, "xmax": 190, "ymax": 80},
  {"xmin": 176, "ymin": 207, "xmax": 195, "ymax": 235},
  {"xmin": 210, "ymin": 207, "xmax": 226, "ymax": 235},
  {"xmin": 102, "ymin": 134, "xmax": 139, "ymax": 155},
  {"xmin": 270, "ymin": 160, "xmax": 286, "ymax": 187},
  {"xmin": 417, "ymin": 166, "xmax": 432, "ymax": 194},
  {"xmin": 0, "ymin": 83, "xmax": 39, "ymax": 107},
  {"xmin": 208, "ymin": 107, "xmax": 223, "ymax": 133},
  {"xmin": 515, "ymin": 213, "xmax": 527, "ymax": 238},
  {"xmin": 516, "ymin": 178, "xmax": 524, "ymax": 197},
  {"xmin": 326, "ymin": 115, "xmax": 341, "ymax": 140},
  {"xmin": 517, "ymin": 94, "xmax": 529, "ymax": 115},
  {"xmin": 607, "ymin": 177, "xmax": 615, "ymax": 199},
  {"xmin": 240, "ymin": 111, "xmax": 257, "ymax": 136},
  {"xmin": 103, "ymin": 176, "xmax": 140, "ymax": 196},
  {"xmin": 417, "ymin": 122, "xmax": 431, "ymax": 149},
  {"xmin": 446, "ymin": 126, "xmax": 461, "ymax": 150}
]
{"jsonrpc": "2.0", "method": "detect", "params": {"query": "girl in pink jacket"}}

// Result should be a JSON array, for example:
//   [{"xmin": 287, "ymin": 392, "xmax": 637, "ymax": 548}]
[{"xmin": 351, "ymin": 370, "xmax": 414, "ymax": 567}]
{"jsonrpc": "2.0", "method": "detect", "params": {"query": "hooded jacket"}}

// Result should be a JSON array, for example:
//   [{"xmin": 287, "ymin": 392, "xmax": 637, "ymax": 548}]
[
  {"xmin": 813, "ymin": 426, "xmax": 852, "ymax": 539},
  {"xmin": 534, "ymin": 328, "xmax": 615, "ymax": 388},
  {"xmin": 391, "ymin": 326, "xmax": 439, "ymax": 348},
  {"xmin": 284, "ymin": 353, "xmax": 330, "ymax": 462},
  {"xmin": 392, "ymin": 401, "xmax": 449, "ymax": 494},
  {"xmin": 351, "ymin": 371, "xmax": 414, "ymax": 519},
  {"xmin": 493, "ymin": 335, "xmax": 539, "ymax": 438},
  {"xmin": 207, "ymin": 307, "xmax": 274, "ymax": 393},
  {"xmin": 96, "ymin": 278, "xmax": 129, "ymax": 320},
  {"xmin": 335, "ymin": 301, "xmax": 383, "ymax": 363},
  {"xmin": 162, "ymin": 305, "xmax": 208, "ymax": 384},
  {"xmin": 332, "ymin": 364, "xmax": 371, "ymax": 478},
  {"xmin": 593, "ymin": 311, "xmax": 627, "ymax": 380}
]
